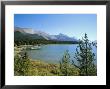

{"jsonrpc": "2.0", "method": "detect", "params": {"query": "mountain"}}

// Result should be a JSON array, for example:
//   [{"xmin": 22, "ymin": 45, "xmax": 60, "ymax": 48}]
[
  {"xmin": 14, "ymin": 27, "xmax": 50, "ymax": 40},
  {"xmin": 52, "ymin": 33, "xmax": 77, "ymax": 41},
  {"xmin": 34, "ymin": 30, "xmax": 51, "ymax": 40},
  {"xmin": 14, "ymin": 31, "xmax": 46, "ymax": 41},
  {"xmin": 14, "ymin": 27, "xmax": 35, "ymax": 34},
  {"xmin": 14, "ymin": 27, "xmax": 46, "ymax": 40},
  {"xmin": 14, "ymin": 27, "xmax": 78, "ymax": 42}
]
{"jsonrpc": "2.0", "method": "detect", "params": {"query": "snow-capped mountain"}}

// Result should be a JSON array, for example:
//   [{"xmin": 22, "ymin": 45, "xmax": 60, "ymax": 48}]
[
  {"xmin": 14, "ymin": 27, "xmax": 78, "ymax": 42},
  {"xmin": 52, "ymin": 33, "xmax": 77, "ymax": 41}
]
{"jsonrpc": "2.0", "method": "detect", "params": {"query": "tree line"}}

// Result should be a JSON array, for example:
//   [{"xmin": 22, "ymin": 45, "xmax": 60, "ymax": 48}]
[{"xmin": 14, "ymin": 39, "xmax": 78, "ymax": 46}]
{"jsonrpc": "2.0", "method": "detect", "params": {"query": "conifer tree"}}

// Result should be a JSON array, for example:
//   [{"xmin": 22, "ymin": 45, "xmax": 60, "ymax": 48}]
[
  {"xmin": 72, "ymin": 33, "xmax": 97, "ymax": 76},
  {"xmin": 60, "ymin": 50, "xmax": 70, "ymax": 76}
]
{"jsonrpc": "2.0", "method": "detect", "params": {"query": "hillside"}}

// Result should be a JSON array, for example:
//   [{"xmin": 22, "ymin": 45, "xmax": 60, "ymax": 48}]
[{"xmin": 14, "ymin": 27, "xmax": 78, "ymax": 42}]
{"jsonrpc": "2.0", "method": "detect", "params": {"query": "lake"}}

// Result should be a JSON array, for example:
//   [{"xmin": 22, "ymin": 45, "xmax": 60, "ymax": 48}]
[{"xmin": 27, "ymin": 44, "xmax": 97, "ymax": 64}]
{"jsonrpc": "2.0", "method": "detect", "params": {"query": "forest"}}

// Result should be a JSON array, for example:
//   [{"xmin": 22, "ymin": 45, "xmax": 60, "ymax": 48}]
[{"xmin": 14, "ymin": 39, "xmax": 79, "ymax": 46}]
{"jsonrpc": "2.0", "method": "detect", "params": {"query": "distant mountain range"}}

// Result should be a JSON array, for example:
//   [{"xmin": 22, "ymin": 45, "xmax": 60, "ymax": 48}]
[{"xmin": 14, "ymin": 27, "xmax": 78, "ymax": 42}]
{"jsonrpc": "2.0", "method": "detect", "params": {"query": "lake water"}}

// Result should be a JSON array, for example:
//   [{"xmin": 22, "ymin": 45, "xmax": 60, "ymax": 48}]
[{"xmin": 27, "ymin": 44, "xmax": 97, "ymax": 64}]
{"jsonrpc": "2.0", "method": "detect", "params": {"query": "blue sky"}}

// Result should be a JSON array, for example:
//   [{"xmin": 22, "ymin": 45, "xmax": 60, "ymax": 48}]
[{"xmin": 14, "ymin": 14, "xmax": 97, "ymax": 41}]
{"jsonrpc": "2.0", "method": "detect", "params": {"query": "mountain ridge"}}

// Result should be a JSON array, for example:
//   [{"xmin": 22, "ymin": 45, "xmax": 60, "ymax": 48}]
[{"xmin": 14, "ymin": 27, "xmax": 78, "ymax": 42}]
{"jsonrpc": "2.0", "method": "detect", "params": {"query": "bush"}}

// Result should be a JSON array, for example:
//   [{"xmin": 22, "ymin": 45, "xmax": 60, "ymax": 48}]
[{"xmin": 14, "ymin": 52, "xmax": 36, "ymax": 76}]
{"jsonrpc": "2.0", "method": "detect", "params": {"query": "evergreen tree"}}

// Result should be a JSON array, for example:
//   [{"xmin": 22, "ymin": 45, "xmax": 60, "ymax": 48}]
[
  {"xmin": 59, "ymin": 50, "xmax": 70, "ymax": 76},
  {"xmin": 72, "ymin": 33, "xmax": 97, "ymax": 76}
]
